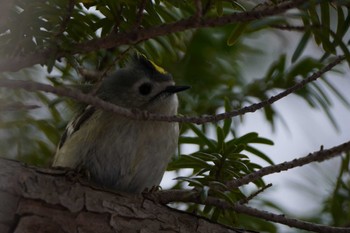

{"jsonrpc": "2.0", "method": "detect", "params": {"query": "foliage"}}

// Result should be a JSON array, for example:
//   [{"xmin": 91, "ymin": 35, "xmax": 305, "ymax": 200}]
[
  {"xmin": 301, "ymin": 153, "xmax": 350, "ymax": 228},
  {"xmin": 1, "ymin": 0, "xmax": 350, "ymax": 232},
  {"xmin": 324, "ymin": 153, "xmax": 350, "ymax": 227},
  {"xmin": 168, "ymin": 104, "xmax": 275, "ymax": 229}
]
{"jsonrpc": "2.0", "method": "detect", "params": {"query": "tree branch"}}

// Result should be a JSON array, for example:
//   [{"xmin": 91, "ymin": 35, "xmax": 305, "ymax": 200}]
[
  {"xmin": 153, "ymin": 188, "xmax": 350, "ymax": 233},
  {"xmin": 0, "ymin": 56, "xmax": 344, "ymax": 124},
  {"xmin": 227, "ymin": 140, "xmax": 350, "ymax": 189},
  {"xmin": 193, "ymin": 0, "xmax": 203, "ymax": 25},
  {"xmin": 54, "ymin": 0, "xmax": 75, "ymax": 37},
  {"xmin": 0, "ymin": 79, "xmax": 138, "ymax": 119},
  {"xmin": 133, "ymin": 0, "xmax": 147, "ymax": 30},
  {"xmin": 238, "ymin": 183, "xmax": 272, "ymax": 205},
  {"xmin": 154, "ymin": 189, "xmax": 350, "ymax": 233},
  {"xmin": 151, "ymin": 140, "xmax": 350, "ymax": 232},
  {"xmin": 229, "ymin": 203, "xmax": 350, "ymax": 233},
  {"xmin": 0, "ymin": 158, "xmax": 246, "ymax": 233},
  {"xmin": 0, "ymin": 0, "xmax": 305, "ymax": 72},
  {"xmin": 271, "ymin": 24, "xmax": 307, "ymax": 31}
]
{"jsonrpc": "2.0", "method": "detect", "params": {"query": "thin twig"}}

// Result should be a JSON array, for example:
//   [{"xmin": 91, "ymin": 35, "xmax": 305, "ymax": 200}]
[
  {"xmin": 0, "ymin": 0, "xmax": 306, "ymax": 72},
  {"xmin": 0, "ymin": 56, "xmax": 345, "ymax": 124},
  {"xmin": 0, "ymin": 79, "xmax": 137, "ymax": 119},
  {"xmin": 77, "ymin": 68, "xmax": 103, "ymax": 82},
  {"xmin": 54, "ymin": 0, "xmax": 75, "ymax": 37},
  {"xmin": 238, "ymin": 183, "xmax": 272, "ymax": 205},
  {"xmin": 75, "ymin": 0, "xmax": 305, "ymax": 53},
  {"xmin": 90, "ymin": 47, "xmax": 132, "ymax": 95},
  {"xmin": 227, "ymin": 140, "xmax": 350, "ymax": 189},
  {"xmin": 133, "ymin": 0, "xmax": 147, "ymax": 30},
  {"xmin": 230, "ymin": 202, "xmax": 350, "ymax": 233},
  {"xmin": 113, "ymin": 4, "xmax": 125, "ymax": 34},
  {"xmin": 0, "ymin": 102, "xmax": 40, "ymax": 111},
  {"xmin": 150, "ymin": 55, "xmax": 344, "ymax": 123},
  {"xmin": 193, "ymin": 0, "xmax": 203, "ymax": 26},
  {"xmin": 271, "ymin": 25, "xmax": 307, "ymax": 31}
]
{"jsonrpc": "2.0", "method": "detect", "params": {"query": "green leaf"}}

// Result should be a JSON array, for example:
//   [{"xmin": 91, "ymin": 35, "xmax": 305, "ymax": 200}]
[
  {"xmin": 168, "ymin": 154, "xmax": 212, "ymax": 170},
  {"xmin": 308, "ymin": 86, "xmax": 339, "ymax": 130},
  {"xmin": 230, "ymin": 160, "xmax": 251, "ymax": 173},
  {"xmin": 336, "ymin": 7, "xmax": 345, "ymax": 38},
  {"xmin": 265, "ymin": 55, "xmax": 286, "ymax": 81},
  {"xmin": 223, "ymin": 98, "xmax": 233, "ymax": 138},
  {"xmin": 226, "ymin": 141, "xmax": 245, "ymax": 153},
  {"xmin": 226, "ymin": 153, "xmax": 249, "ymax": 161},
  {"xmin": 46, "ymin": 48, "xmax": 58, "ymax": 73},
  {"xmin": 249, "ymin": 17, "xmax": 286, "ymax": 31},
  {"xmin": 321, "ymin": 78, "xmax": 350, "ymax": 107},
  {"xmin": 320, "ymin": 2, "xmax": 330, "ymax": 34},
  {"xmin": 187, "ymin": 123, "xmax": 216, "ymax": 151},
  {"xmin": 216, "ymin": 126, "xmax": 225, "ymax": 151},
  {"xmin": 216, "ymin": 1, "xmax": 223, "ymax": 16},
  {"xmin": 310, "ymin": 82, "xmax": 332, "ymax": 106},
  {"xmin": 202, "ymin": 204, "xmax": 213, "ymax": 215},
  {"xmin": 308, "ymin": 5, "xmax": 322, "ymax": 45},
  {"xmin": 179, "ymin": 136, "xmax": 202, "ymax": 145},
  {"xmin": 145, "ymin": 1, "xmax": 163, "ymax": 25},
  {"xmin": 231, "ymin": 1, "xmax": 246, "ymax": 12},
  {"xmin": 36, "ymin": 140, "xmax": 53, "ymax": 159},
  {"xmin": 209, "ymin": 181, "xmax": 228, "ymax": 190},
  {"xmin": 227, "ymin": 23, "xmax": 248, "ymax": 46},
  {"xmin": 97, "ymin": 6, "xmax": 114, "ymax": 21},
  {"xmin": 245, "ymin": 146, "xmax": 274, "ymax": 165},
  {"xmin": 233, "ymin": 132, "xmax": 258, "ymax": 144},
  {"xmin": 211, "ymin": 208, "xmax": 221, "ymax": 221},
  {"xmin": 338, "ymin": 9, "xmax": 350, "ymax": 38},
  {"xmin": 200, "ymin": 186, "xmax": 210, "ymax": 202},
  {"xmin": 319, "ymin": 30, "xmax": 336, "ymax": 54},
  {"xmin": 329, "ymin": 30, "xmax": 350, "ymax": 67},
  {"xmin": 292, "ymin": 30, "xmax": 311, "ymax": 63},
  {"xmin": 194, "ymin": 152, "xmax": 221, "ymax": 162},
  {"xmin": 249, "ymin": 137, "xmax": 274, "ymax": 145},
  {"xmin": 175, "ymin": 177, "xmax": 204, "ymax": 187},
  {"xmin": 221, "ymin": 167, "xmax": 239, "ymax": 178},
  {"xmin": 212, "ymin": 190, "xmax": 235, "ymax": 206}
]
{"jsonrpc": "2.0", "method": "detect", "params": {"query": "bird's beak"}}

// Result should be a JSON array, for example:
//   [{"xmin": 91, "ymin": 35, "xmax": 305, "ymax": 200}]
[
  {"xmin": 149, "ymin": 85, "xmax": 190, "ymax": 103},
  {"xmin": 164, "ymin": 85, "xmax": 191, "ymax": 94}
]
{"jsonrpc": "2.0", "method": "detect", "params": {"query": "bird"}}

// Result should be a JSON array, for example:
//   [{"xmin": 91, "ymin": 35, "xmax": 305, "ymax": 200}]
[{"xmin": 52, "ymin": 53, "xmax": 189, "ymax": 193}]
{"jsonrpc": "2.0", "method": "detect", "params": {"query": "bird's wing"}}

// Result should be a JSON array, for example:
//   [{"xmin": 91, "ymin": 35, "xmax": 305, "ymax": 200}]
[{"xmin": 57, "ymin": 105, "xmax": 96, "ymax": 149}]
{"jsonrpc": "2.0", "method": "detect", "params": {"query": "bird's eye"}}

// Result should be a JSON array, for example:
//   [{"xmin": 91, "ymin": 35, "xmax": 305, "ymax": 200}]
[{"xmin": 139, "ymin": 83, "xmax": 152, "ymax": 95}]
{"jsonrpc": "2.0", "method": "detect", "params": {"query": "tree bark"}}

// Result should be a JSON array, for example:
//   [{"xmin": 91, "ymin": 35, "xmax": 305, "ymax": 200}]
[{"xmin": 0, "ymin": 158, "xmax": 246, "ymax": 233}]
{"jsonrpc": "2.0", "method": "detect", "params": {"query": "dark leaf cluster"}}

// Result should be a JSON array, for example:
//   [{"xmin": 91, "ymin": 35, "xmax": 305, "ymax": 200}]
[{"xmin": 168, "ymin": 103, "xmax": 274, "ymax": 228}]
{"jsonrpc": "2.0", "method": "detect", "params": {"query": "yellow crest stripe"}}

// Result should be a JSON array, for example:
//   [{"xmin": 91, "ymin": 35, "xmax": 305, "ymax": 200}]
[{"xmin": 148, "ymin": 60, "xmax": 167, "ymax": 75}]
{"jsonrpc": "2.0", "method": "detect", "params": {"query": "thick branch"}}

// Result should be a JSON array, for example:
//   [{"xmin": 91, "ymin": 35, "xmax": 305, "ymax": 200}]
[
  {"xmin": 0, "ymin": 0, "xmax": 305, "ymax": 72},
  {"xmin": 3, "ymin": 156, "xmax": 348, "ymax": 233},
  {"xmin": 0, "ymin": 158, "xmax": 246, "ymax": 233},
  {"xmin": 0, "ymin": 56, "xmax": 344, "ymax": 124}
]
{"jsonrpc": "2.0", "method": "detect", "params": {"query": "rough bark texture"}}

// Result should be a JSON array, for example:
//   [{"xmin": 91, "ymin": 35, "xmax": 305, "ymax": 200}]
[{"xmin": 0, "ymin": 158, "xmax": 245, "ymax": 233}]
